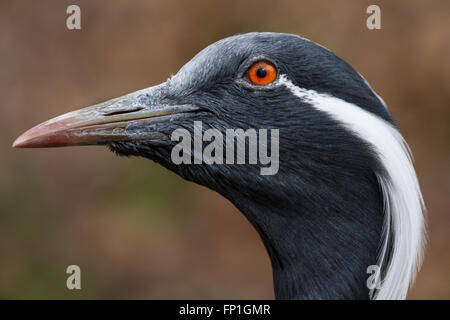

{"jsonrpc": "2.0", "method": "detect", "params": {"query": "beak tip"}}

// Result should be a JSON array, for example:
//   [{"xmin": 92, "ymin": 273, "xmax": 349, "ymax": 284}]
[
  {"xmin": 12, "ymin": 133, "xmax": 29, "ymax": 148},
  {"xmin": 12, "ymin": 127, "xmax": 43, "ymax": 148}
]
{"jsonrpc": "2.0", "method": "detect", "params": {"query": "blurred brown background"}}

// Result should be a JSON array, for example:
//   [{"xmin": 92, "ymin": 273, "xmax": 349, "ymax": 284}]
[{"xmin": 0, "ymin": 0, "xmax": 449, "ymax": 299}]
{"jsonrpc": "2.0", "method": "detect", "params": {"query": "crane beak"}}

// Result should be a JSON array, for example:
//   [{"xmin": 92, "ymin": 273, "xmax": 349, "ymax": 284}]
[{"xmin": 12, "ymin": 87, "xmax": 200, "ymax": 148}]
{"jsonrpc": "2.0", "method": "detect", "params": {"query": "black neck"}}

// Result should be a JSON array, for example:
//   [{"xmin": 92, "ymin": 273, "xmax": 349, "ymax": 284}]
[
  {"xmin": 230, "ymin": 174, "xmax": 384, "ymax": 300},
  {"xmin": 146, "ymin": 134, "xmax": 386, "ymax": 299}
]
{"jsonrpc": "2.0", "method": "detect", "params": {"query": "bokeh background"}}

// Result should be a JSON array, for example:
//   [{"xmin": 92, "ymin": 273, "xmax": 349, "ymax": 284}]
[{"xmin": 1, "ymin": 0, "xmax": 449, "ymax": 299}]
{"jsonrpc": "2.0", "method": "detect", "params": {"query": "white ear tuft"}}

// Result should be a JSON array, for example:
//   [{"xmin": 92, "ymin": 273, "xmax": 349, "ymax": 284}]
[{"xmin": 279, "ymin": 75, "xmax": 426, "ymax": 300}]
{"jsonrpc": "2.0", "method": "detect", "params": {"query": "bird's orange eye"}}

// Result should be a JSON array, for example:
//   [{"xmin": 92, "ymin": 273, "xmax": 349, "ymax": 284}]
[{"xmin": 247, "ymin": 61, "xmax": 277, "ymax": 85}]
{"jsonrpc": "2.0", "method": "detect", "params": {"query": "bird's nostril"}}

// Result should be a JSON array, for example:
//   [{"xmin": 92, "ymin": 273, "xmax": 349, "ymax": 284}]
[{"xmin": 103, "ymin": 107, "xmax": 144, "ymax": 116}]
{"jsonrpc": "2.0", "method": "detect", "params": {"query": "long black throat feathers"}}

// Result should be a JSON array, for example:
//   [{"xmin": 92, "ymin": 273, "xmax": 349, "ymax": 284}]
[
  {"xmin": 109, "ymin": 98, "xmax": 387, "ymax": 299},
  {"xmin": 232, "ymin": 182, "xmax": 384, "ymax": 300}
]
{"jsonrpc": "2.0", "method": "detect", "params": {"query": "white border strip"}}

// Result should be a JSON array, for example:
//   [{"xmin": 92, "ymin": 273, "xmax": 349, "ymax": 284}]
[{"xmin": 278, "ymin": 75, "xmax": 425, "ymax": 299}]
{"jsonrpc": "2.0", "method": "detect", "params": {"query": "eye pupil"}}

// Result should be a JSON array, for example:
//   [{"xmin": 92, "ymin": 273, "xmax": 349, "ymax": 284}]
[{"xmin": 256, "ymin": 68, "xmax": 267, "ymax": 78}]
